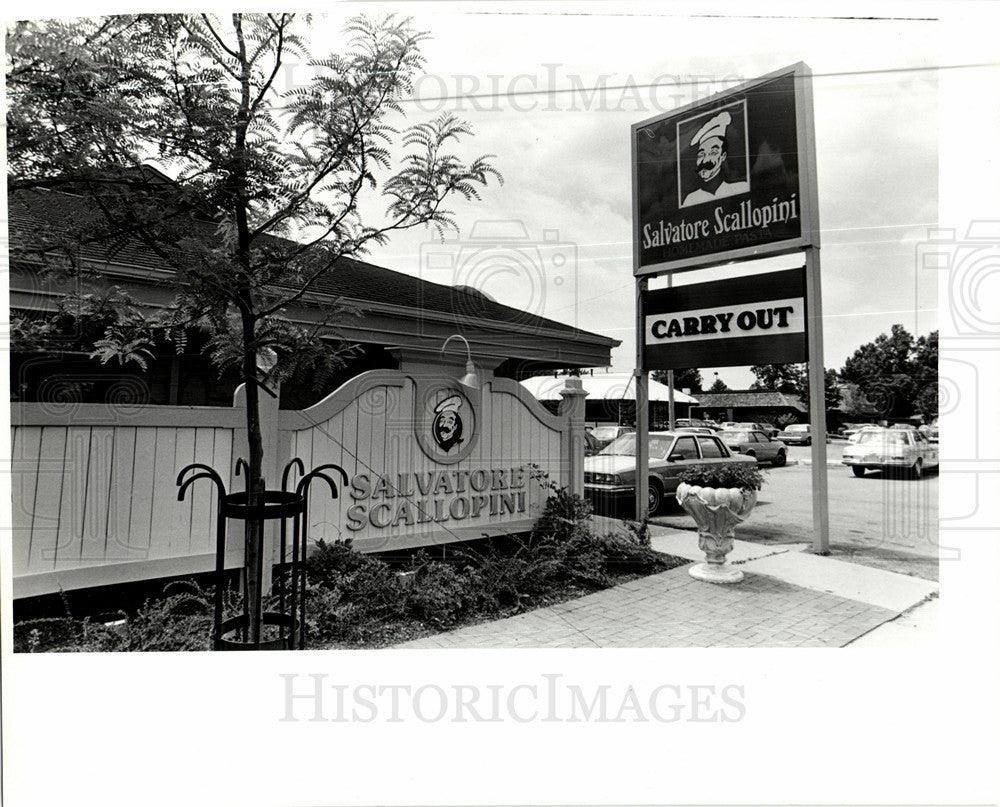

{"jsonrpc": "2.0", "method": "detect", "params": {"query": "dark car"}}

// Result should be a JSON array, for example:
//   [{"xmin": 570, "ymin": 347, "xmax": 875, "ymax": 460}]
[
  {"xmin": 583, "ymin": 431, "xmax": 755, "ymax": 514},
  {"xmin": 588, "ymin": 425, "xmax": 634, "ymax": 450},
  {"xmin": 583, "ymin": 429, "xmax": 602, "ymax": 456}
]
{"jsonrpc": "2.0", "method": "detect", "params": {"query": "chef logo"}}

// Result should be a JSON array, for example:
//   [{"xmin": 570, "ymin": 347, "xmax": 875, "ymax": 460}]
[{"xmin": 432, "ymin": 395, "xmax": 465, "ymax": 453}]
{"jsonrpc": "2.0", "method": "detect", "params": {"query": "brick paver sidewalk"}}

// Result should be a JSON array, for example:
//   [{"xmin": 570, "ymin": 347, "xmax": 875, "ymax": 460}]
[{"xmin": 397, "ymin": 565, "xmax": 897, "ymax": 649}]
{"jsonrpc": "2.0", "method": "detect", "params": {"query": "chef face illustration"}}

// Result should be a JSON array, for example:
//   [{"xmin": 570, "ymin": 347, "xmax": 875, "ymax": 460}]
[
  {"xmin": 432, "ymin": 395, "xmax": 464, "ymax": 453},
  {"xmin": 695, "ymin": 134, "xmax": 727, "ymax": 184}
]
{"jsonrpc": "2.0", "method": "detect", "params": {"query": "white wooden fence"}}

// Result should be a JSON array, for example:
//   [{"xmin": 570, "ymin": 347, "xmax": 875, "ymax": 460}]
[{"xmin": 9, "ymin": 371, "xmax": 586, "ymax": 598}]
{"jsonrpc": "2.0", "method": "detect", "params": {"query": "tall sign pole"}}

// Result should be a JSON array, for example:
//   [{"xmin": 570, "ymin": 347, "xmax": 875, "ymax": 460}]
[
  {"xmin": 798, "ymin": 65, "xmax": 829, "ymax": 554},
  {"xmin": 806, "ymin": 247, "xmax": 829, "ymax": 553},
  {"xmin": 635, "ymin": 277, "xmax": 649, "ymax": 521}
]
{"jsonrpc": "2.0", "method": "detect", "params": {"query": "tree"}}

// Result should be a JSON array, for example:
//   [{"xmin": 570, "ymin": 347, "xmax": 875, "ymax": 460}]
[
  {"xmin": 749, "ymin": 363, "xmax": 805, "ymax": 393},
  {"xmin": 839, "ymin": 325, "xmax": 937, "ymax": 420},
  {"xmin": 7, "ymin": 14, "xmax": 500, "ymax": 643},
  {"xmin": 751, "ymin": 362, "xmax": 840, "ymax": 421},
  {"xmin": 707, "ymin": 377, "xmax": 729, "ymax": 393},
  {"xmin": 651, "ymin": 367, "xmax": 702, "ymax": 393},
  {"xmin": 912, "ymin": 331, "xmax": 939, "ymax": 419}
]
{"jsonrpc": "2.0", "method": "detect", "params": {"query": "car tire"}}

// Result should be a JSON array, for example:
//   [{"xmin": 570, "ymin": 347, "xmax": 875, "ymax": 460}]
[
  {"xmin": 647, "ymin": 479, "xmax": 664, "ymax": 515},
  {"xmin": 746, "ymin": 450, "xmax": 757, "ymax": 463},
  {"xmin": 852, "ymin": 466, "xmax": 866, "ymax": 477},
  {"xmin": 772, "ymin": 451, "xmax": 786, "ymax": 467},
  {"xmin": 911, "ymin": 459, "xmax": 923, "ymax": 480},
  {"xmin": 804, "ymin": 437, "xmax": 811, "ymax": 446}
]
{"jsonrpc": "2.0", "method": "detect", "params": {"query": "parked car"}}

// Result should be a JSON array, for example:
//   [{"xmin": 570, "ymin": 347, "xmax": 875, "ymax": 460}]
[
  {"xmin": 841, "ymin": 427, "xmax": 940, "ymax": 479},
  {"xmin": 588, "ymin": 425, "xmax": 634, "ymax": 450},
  {"xmin": 720, "ymin": 429, "xmax": 788, "ymax": 466},
  {"xmin": 583, "ymin": 429, "xmax": 602, "ymax": 456},
  {"xmin": 778, "ymin": 423, "xmax": 813, "ymax": 445},
  {"xmin": 732, "ymin": 421, "xmax": 779, "ymax": 439},
  {"xmin": 848, "ymin": 425, "xmax": 883, "ymax": 443},
  {"xmin": 583, "ymin": 431, "xmax": 755, "ymax": 514},
  {"xmin": 675, "ymin": 426, "xmax": 717, "ymax": 435},
  {"xmin": 840, "ymin": 423, "xmax": 875, "ymax": 440},
  {"xmin": 674, "ymin": 418, "xmax": 723, "ymax": 432},
  {"xmin": 919, "ymin": 421, "xmax": 939, "ymax": 443}
]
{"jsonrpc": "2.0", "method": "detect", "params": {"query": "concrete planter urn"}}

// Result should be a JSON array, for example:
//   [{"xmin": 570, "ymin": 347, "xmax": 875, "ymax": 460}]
[{"xmin": 676, "ymin": 482, "xmax": 758, "ymax": 584}]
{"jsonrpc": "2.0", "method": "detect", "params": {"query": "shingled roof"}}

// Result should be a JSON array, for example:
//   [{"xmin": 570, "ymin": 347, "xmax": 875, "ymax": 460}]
[
  {"xmin": 7, "ymin": 186, "xmax": 615, "ymax": 348},
  {"xmin": 694, "ymin": 390, "xmax": 807, "ymax": 412}
]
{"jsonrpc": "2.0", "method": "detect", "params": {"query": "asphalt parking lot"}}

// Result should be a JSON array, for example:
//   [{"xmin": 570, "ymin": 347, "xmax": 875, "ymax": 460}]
[{"xmin": 588, "ymin": 438, "xmax": 941, "ymax": 580}]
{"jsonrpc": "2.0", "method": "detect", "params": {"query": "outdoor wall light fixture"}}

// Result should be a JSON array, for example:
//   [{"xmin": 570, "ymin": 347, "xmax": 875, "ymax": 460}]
[{"xmin": 441, "ymin": 334, "xmax": 479, "ymax": 390}]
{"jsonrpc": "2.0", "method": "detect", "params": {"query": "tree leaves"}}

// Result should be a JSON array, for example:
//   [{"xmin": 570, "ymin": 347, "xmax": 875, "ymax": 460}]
[{"xmin": 9, "ymin": 13, "xmax": 500, "ymax": 371}]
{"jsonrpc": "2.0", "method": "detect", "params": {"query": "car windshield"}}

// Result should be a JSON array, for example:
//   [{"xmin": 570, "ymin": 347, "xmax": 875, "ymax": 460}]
[
  {"xmin": 723, "ymin": 431, "xmax": 750, "ymax": 442},
  {"xmin": 857, "ymin": 431, "xmax": 908, "ymax": 446},
  {"xmin": 599, "ymin": 434, "xmax": 673, "ymax": 459},
  {"xmin": 786, "ymin": 425, "xmax": 808, "ymax": 432},
  {"xmin": 590, "ymin": 427, "xmax": 620, "ymax": 441}
]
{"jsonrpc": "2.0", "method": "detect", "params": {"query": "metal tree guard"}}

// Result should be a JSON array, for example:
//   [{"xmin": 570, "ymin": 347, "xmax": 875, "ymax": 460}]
[{"xmin": 176, "ymin": 459, "xmax": 347, "ymax": 650}]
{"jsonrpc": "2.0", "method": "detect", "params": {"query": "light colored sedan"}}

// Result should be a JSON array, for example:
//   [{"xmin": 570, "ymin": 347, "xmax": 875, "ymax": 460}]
[
  {"xmin": 778, "ymin": 423, "xmax": 813, "ymax": 445},
  {"xmin": 583, "ymin": 431, "xmax": 755, "ymax": 513},
  {"xmin": 720, "ymin": 429, "xmax": 788, "ymax": 466},
  {"xmin": 733, "ymin": 421, "xmax": 780, "ymax": 438},
  {"xmin": 841, "ymin": 428, "xmax": 940, "ymax": 479}
]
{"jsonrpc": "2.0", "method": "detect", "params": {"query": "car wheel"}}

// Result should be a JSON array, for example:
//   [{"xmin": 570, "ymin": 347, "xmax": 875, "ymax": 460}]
[
  {"xmin": 804, "ymin": 437, "xmax": 811, "ymax": 446},
  {"xmin": 911, "ymin": 459, "xmax": 923, "ymax": 480},
  {"xmin": 647, "ymin": 479, "xmax": 664, "ymax": 515},
  {"xmin": 772, "ymin": 450, "xmax": 786, "ymax": 467},
  {"xmin": 745, "ymin": 450, "xmax": 757, "ymax": 463},
  {"xmin": 852, "ymin": 466, "xmax": 866, "ymax": 477}
]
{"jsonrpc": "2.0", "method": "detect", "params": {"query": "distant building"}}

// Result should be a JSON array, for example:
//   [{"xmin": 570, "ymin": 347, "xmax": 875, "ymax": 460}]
[{"xmin": 690, "ymin": 389, "xmax": 807, "ymax": 425}]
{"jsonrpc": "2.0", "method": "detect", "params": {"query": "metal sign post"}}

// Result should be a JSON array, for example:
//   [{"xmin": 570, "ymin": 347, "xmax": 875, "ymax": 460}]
[
  {"xmin": 635, "ymin": 277, "xmax": 649, "ymax": 522},
  {"xmin": 805, "ymin": 247, "xmax": 830, "ymax": 554}
]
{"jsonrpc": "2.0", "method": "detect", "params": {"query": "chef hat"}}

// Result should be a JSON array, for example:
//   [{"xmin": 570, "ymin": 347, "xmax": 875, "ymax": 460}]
[
  {"xmin": 435, "ymin": 395, "xmax": 462, "ymax": 415},
  {"xmin": 690, "ymin": 111, "xmax": 732, "ymax": 148}
]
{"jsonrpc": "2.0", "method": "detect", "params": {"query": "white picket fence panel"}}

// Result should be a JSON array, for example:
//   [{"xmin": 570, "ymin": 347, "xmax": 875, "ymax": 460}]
[{"xmin": 9, "ymin": 371, "xmax": 584, "ymax": 597}]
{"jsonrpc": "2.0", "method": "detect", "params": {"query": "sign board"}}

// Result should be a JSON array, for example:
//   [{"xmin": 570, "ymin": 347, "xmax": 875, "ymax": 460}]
[
  {"xmin": 643, "ymin": 267, "xmax": 806, "ymax": 369},
  {"xmin": 632, "ymin": 62, "xmax": 819, "ymax": 276}
]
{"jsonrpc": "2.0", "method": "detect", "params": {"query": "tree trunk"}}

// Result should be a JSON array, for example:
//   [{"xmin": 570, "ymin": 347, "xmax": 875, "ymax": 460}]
[{"xmin": 241, "ymin": 308, "xmax": 265, "ymax": 645}]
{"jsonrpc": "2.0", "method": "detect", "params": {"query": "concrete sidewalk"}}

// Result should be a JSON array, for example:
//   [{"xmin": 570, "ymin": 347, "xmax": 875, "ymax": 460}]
[{"xmin": 397, "ymin": 523, "xmax": 938, "ymax": 649}]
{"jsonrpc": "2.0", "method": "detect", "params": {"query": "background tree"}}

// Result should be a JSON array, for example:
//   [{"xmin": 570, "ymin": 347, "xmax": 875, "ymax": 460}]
[
  {"xmin": 7, "ymin": 13, "xmax": 500, "ymax": 642},
  {"xmin": 707, "ymin": 376, "xmax": 729, "ymax": 393},
  {"xmin": 651, "ymin": 367, "xmax": 702, "ymax": 393},
  {"xmin": 750, "ymin": 362, "xmax": 841, "ymax": 424},
  {"xmin": 839, "ymin": 325, "xmax": 937, "ymax": 420},
  {"xmin": 749, "ymin": 362, "xmax": 806, "ymax": 393}
]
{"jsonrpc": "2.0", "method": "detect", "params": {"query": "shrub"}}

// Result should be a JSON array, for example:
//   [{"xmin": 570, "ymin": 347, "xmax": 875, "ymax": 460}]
[
  {"xmin": 14, "ymin": 581, "xmax": 214, "ymax": 652},
  {"xmin": 678, "ymin": 461, "xmax": 765, "ymax": 491},
  {"xmin": 406, "ymin": 558, "xmax": 469, "ymax": 627},
  {"xmin": 456, "ymin": 538, "xmax": 559, "ymax": 614},
  {"xmin": 304, "ymin": 539, "xmax": 408, "ymax": 644}
]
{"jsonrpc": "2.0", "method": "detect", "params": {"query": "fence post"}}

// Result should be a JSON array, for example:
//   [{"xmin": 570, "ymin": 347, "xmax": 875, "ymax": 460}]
[{"xmin": 559, "ymin": 377, "xmax": 589, "ymax": 497}]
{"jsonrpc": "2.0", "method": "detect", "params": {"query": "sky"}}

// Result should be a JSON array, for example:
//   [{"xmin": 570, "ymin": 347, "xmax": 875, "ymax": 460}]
[{"xmin": 293, "ymin": 2, "xmax": 948, "ymax": 388}]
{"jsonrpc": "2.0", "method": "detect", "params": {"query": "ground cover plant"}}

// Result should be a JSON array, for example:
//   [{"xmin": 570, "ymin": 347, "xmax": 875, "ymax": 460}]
[{"xmin": 14, "ymin": 484, "xmax": 686, "ymax": 652}]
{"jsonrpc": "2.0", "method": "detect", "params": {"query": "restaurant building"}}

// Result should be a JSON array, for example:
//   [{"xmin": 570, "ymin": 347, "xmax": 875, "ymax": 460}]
[{"xmin": 7, "ymin": 186, "xmax": 618, "ymax": 597}]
